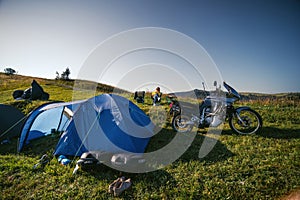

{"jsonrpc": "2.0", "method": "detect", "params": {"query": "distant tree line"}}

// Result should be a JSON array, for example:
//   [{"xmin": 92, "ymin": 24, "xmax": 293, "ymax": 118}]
[
  {"xmin": 3, "ymin": 67, "xmax": 17, "ymax": 75},
  {"xmin": 3, "ymin": 67, "xmax": 72, "ymax": 81},
  {"xmin": 240, "ymin": 93, "xmax": 300, "ymax": 101},
  {"xmin": 56, "ymin": 67, "xmax": 71, "ymax": 80}
]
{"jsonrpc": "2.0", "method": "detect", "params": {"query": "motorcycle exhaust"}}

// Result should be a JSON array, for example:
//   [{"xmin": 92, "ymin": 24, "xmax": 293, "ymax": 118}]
[{"xmin": 186, "ymin": 121, "xmax": 195, "ymax": 125}]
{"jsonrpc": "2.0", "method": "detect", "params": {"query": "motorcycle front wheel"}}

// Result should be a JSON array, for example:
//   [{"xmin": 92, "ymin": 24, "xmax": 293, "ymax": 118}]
[
  {"xmin": 172, "ymin": 114, "xmax": 193, "ymax": 133},
  {"xmin": 229, "ymin": 108, "xmax": 262, "ymax": 135}
]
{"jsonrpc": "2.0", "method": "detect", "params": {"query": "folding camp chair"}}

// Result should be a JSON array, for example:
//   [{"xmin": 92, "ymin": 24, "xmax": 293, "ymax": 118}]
[{"xmin": 134, "ymin": 91, "xmax": 145, "ymax": 103}]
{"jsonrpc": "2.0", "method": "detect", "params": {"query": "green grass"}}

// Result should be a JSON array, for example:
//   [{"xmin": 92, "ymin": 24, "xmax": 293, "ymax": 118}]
[{"xmin": 0, "ymin": 73, "xmax": 299, "ymax": 199}]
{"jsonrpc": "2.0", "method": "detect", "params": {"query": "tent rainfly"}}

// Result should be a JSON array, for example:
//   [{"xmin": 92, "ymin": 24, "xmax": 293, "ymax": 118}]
[{"xmin": 18, "ymin": 94, "xmax": 154, "ymax": 156}]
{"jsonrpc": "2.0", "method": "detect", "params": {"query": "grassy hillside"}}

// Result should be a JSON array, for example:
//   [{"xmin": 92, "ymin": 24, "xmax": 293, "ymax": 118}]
[
  {"xmin": 0, "ymin": 73, "xmax": 299, "ymax": 199},
  {"xmin": 0, "ymin": 73, "xmax": 130, "ymax": 113}
]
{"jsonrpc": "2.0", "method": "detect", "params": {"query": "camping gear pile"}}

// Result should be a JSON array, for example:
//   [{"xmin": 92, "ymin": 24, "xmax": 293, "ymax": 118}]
[
  {"xmin": 13, "ymin": 80, "xmax": 49, "ymax": 100},
  {"xmin": 72, "ymin": 151, "xmax": 111, "ymax": 174},
  {"xmin": 71, "ymin": 151, "xmax": 134, "ymax": 196}
]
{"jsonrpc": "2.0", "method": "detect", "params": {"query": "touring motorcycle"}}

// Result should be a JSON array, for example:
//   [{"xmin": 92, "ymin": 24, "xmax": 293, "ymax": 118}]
[{"xmin": 171, "ymin": 81, "xmax": 262, "ymax": 134}]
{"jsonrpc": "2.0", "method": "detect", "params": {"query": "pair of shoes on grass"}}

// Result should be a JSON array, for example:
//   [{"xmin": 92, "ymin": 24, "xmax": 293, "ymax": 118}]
[{"xmin": 108, "ymin": 176, "xmax": 132, "ymax": 196}]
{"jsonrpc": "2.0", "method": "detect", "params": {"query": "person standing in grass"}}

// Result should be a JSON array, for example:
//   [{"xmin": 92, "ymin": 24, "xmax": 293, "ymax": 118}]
[{"xmin": 151, "ymin": 87, "xmax": 162, "ymax": 106}]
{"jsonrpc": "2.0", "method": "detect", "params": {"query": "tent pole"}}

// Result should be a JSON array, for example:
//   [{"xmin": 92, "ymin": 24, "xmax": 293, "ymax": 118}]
[{"xmin": 56, "ymin": 106, "xmax": 65, "ymax": 132}]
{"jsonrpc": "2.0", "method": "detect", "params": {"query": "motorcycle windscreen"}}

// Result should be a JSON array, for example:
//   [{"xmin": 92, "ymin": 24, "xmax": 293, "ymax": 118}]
[{"xmin": 224, "ymin": 82, "xmax": 240, "ymax": 99}]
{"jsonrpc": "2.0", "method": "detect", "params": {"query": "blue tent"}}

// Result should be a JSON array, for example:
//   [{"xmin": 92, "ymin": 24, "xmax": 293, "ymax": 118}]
[{"xmin": 18, "ymin": 94, "xmax": 154, "ymax": 156}]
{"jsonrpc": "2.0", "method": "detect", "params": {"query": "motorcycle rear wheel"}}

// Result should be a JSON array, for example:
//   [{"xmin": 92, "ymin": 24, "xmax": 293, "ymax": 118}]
[
  {"xmin": 172, "ymin": 114, "xmax": 193, "ymax": 133},
  {"xmin": 229, "ymin": 108, "xmax": 262, "ymax": 135}
]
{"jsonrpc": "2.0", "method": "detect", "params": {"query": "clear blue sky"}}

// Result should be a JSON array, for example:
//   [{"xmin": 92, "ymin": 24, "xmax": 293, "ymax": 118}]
[{"xmin": 0, "ymin": 0, "xmax": 299, "ymax": 93}]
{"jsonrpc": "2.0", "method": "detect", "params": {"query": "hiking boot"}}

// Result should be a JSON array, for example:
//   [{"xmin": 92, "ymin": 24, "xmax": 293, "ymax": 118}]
[
  {"xmin": 113, "ymin": 178, "xmax": 132, "ymax": 196},
  {"xmin": 108, "ymin": 177, "xmax": 125, "ymax": 194}
]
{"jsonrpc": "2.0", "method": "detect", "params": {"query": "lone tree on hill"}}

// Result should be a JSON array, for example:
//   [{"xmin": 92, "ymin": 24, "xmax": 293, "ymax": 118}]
[
  {"xmin": 4, "ymin": 67, "xmax": 17, "ymax": 75},
  {"xmin": 56, "ymin": 67, "xmax": 71, "ymax": 80}
]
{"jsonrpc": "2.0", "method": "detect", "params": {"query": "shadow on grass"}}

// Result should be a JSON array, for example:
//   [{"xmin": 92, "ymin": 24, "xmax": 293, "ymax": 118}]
[
  {"xmin": 79, "ymin": 165, "xmax": 176, "ymax": 199},
  {"xmin": 215, "ymin": 126, "xmax": 300, "ymax": 139},
  {"xmin": 2, "ymin": 127, "xmax": 236, "ymax": 167},
  {"xmin": 180, "ymin": 132, "xmax": 235, "ymax": 164},
  {"xmin": 147, "ymin": 127, "xmax": 235, "ymax": 165},
  {"xmin": 0, "ymin": 135, "xmax": 60, "ymax": 156},
  {"xmin": 0, "ymin": 127, "xmax": 235, "ymax": 199},
  {"xmin": 258, "ymin": 126, "xmax": 300, "ymax": 139}
]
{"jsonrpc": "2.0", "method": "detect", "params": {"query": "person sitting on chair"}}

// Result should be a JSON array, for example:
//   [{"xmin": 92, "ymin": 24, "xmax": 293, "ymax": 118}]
[{"xmin": 151, "ymin": 87, "xmax": 162, "ymax": 106}]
